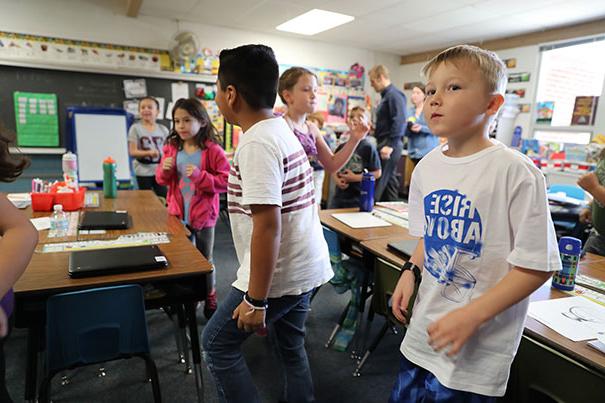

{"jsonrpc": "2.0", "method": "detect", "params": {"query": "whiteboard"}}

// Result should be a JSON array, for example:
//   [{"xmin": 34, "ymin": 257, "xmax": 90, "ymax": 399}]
[{"xmin": 73, "ymin": 113, "xmax": 131, "ymax": 182}]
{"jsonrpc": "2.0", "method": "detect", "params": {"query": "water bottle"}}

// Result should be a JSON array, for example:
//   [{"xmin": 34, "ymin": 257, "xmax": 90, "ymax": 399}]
[
  {"xmin": 50, "ymin": 204, "xmax": 69, "ymax": 237},
  {"xmin": 552, "ymin": 236, "xmax": 582, "ymax": 291},
  {"xmin": 62, "ymin": 152, "xmax": 79, "ymax": 190},
  {"xmin": 103, "ymin": 156, "xmax": 118, "ymax": 198},
  {"xmin": 511, "ymin": 126, "xmax": 522, "ymax": 148},
  {"xmin": 359, "ymin": 170, "xmax": 375, "ymax": 212}
]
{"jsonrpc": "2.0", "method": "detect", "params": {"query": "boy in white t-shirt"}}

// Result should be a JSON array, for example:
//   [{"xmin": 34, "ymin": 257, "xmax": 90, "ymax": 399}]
[
  {"xmin": 389, "ymin": 45, "xmax": 561, "ymax": 402},
  {"xmin": 201, "ymin": 44, "xmax": 333, "ymax": 403}
]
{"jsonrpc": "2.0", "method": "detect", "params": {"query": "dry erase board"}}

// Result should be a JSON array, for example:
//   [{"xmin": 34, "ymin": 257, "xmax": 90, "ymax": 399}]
[{"xmin": 69, "ymin": 109, "xmax": 131, "ymax": 182}]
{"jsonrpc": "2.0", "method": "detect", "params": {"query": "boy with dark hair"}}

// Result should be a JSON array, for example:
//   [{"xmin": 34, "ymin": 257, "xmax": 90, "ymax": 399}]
[
  {"xmin": 202, "ymin": 44, "xmax": 332, "ymax": 403},
  {"xmin": 389, "ymin": 45, "xmax": 561, "ymax": 402}
]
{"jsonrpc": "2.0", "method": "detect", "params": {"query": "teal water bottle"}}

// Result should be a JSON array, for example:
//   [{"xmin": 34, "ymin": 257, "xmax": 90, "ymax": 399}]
[{"xmin": 103, "ymin": 156, "xmax": 117, "ymax": 198}]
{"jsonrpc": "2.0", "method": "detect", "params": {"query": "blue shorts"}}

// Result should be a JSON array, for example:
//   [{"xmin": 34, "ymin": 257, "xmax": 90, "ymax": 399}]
[{"xmin": 389, "ymin": 355, "xmax": 496, "ymax": 403}]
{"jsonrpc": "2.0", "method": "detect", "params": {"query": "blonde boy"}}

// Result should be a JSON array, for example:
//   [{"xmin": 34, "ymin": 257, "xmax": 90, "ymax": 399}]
[{"xmin": 389, "ymin": 45, "xmax": 561, "ymax": 401}]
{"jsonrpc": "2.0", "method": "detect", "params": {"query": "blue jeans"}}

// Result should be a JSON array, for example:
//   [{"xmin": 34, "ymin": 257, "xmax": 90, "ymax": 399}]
[
  {"xmin": 390, "ymin": 355, "xmax": 495, "ymax": 403},
  {"xmin": 202, "ymin": 287, "xmax": 314, "ymax": 403}
]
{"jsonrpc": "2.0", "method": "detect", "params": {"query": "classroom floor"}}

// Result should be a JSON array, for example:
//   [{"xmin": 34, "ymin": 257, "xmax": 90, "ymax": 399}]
[{"xmin": 5, "ymin": 217, "xmax": 403, "ymax": 403}]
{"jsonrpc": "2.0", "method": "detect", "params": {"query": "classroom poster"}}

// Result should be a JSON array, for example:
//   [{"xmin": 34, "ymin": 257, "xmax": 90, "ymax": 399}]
[
  {"xmin": 508, "ymin": 72, "xmax": 530, "ymax": 83},
  {"xmin": 13, "ymin": 92, "xmax": 59, "ymax": 147},
  {"xmin": 536, "ymin": 101, "xmax": 555, "ymax": 124},
  {"xmin": 571, "ymin": 96, "xmax": 599, "ymax": 125}
]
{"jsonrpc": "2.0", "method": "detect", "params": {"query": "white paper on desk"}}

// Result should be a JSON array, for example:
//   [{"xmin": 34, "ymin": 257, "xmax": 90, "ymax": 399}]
[
  {"xmin": 528, "ymin": 296, "xmax": 605, "ymax": 341},
  {"xmin": 332, "ymin": 212, "xmax": 392, "ymax": 229},
  {"xmin": 547, "ymin": 192, "xmax": 587, "ymax": 207},
  {"xmin": 7, "ymin": 192, "xmax": 31, "ymax": 209},
  {"xmin": 30, "ymin": 217, "xmax": 50, "ymax": 231}
]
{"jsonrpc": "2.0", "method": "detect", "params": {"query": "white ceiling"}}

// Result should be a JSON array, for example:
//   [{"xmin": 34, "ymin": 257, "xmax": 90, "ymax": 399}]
[{"xmin": 136, "ymin": 0, "xmax": 605, "ymax": 55}]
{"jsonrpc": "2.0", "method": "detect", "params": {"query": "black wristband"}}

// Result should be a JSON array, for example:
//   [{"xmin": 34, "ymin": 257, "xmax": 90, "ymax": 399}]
[
  {"xmin": 244, "ymin": 292, "xmax": 268, "ymax": 309},
  {"xmin": 401, "ymin": 261, "xmax": 421, "ymax": 284}
]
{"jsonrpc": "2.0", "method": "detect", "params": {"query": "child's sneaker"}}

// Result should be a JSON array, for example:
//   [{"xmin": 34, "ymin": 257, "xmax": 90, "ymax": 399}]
[{"xmin": 204, "ymin": 289, "xmax": 217, "ymax": 319}]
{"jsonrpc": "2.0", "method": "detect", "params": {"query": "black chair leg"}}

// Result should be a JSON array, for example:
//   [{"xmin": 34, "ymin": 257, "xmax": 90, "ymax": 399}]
[
  {"xmin": 176, "ymin": 305, "xmax": 191, "ymax": 373},
  {"xmin": 38, "ymin": 371, "xmax": 57, "ymax": 403},
  {"xmin": 325, "ymin": 301, "xmax": 351, "ymax": 348},
  {"xmin": 140, "ymin": 354, "xmax": 162, "ymax": 403},
  {"xmin": 353, "ymin": 320, "xmax": 390, "ymax": 377}
]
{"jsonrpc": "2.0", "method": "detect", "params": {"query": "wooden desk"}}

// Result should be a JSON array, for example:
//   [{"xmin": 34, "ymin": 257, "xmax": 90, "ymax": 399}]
[
  {"xmin": 319, "ymin": 208, "xmax": 410, "ymax": 243},
  {"xmin": 360, "ymin": 236, "xmax": 412, "ymax": 268},
  {"xmin": 524, "ymin": 257, "xmax": 605, "ymax": 374},
  {"xmin": 359, "ymin": 237, "xmax": 605, "ymax": 401},
  {"xmin": 15, "ymin": 190, "xmax": 211, "ymax": 402},
  {"xmin": 32, "ymin": 190, "xmax": 186, "ymax": 244}
]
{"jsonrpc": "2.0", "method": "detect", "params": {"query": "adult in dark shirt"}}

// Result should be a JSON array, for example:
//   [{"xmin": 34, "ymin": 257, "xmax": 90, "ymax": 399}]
[{"xmin": 369, "ymin": 65, "xmax": 407, "ymax": 201}]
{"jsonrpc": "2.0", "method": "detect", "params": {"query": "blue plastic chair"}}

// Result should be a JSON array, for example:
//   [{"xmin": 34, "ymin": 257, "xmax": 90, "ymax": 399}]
[
  {"xmin": 38, "ymin": 285, "xmax": 162, "ymax": 403},
  {"xmin": 547, "ymin": 184, "xmax": 586, "ymax": 201}
]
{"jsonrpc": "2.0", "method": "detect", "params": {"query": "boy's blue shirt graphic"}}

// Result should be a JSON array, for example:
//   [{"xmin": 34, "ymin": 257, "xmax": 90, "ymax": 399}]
[{"xmin": 423, "ymin": 189, "xmax": 482, "ymax": 303}]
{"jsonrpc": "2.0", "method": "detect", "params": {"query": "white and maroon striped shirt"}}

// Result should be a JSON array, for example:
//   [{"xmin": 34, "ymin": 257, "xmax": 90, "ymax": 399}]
[{"xmin": 228, "ymin": 118, "xmax": 332, "ymax": 298}]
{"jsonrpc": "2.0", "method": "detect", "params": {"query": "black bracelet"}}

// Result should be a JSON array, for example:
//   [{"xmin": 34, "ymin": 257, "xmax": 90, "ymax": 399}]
[
  {"xmin": 244, "ymin": 292, "xmax": 268, "ymax": 309},
  {"xmin": 401, "ymin": 261, "xmax": 421, "ymax": 284}
]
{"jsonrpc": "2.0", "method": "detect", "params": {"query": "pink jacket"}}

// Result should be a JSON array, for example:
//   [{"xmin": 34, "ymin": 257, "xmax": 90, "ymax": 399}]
[{"xmin": 156, "ymin": 140, "xmax": 229, "ymax": 229}]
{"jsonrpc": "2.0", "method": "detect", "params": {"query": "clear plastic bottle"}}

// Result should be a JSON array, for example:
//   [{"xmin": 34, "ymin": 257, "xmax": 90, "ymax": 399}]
[
  {"xmin": 62, "ymin": 152, "xmax": 79, "ymax": 190},
  {"xmin": 50, "ymin": 204, "xmax": 69, "ymax": 237}
]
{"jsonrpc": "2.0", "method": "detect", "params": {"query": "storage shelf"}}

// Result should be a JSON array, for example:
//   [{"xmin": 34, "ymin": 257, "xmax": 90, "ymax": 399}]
[{"xmin": 0, "ymin": 57, "xmax": 216, "ymax": 83}]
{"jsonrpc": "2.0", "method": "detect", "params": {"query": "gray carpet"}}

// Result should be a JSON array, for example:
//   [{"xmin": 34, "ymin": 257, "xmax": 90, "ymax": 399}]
[{"xmin": 5, "ymin": 218, "xmax": 403, "ymax": 402}]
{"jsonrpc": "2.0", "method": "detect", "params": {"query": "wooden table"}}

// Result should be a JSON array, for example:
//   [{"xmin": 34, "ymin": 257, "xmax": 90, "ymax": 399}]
[
  {"xmin": 357, "ymin": 235, "xmax": 605, "ymax": 401},
  {"xmin": 15, "ymin": 190, "xmax": 212, "ymax": 402},
  {"xmin": 319, "ymin": 208, "xmax": 410, "ymax": 243},
  {"xmin": 320, "ymin": 208, "xmax": 412, "ymax": 358}
]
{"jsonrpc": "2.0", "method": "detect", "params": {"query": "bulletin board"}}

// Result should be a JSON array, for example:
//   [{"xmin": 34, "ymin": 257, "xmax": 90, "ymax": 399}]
[
  {"xmin": 13, "ymin": 91, "xmax": 59, "ymax": 146},
  {"xmin": 67, "ymin": 108, "xmax": 132, "ymax": 183}
]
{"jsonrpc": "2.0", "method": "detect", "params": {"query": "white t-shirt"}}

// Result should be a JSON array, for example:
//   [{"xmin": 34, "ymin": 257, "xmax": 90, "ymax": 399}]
[
  {"xmin": 228, "ymin": 117, "xmax": 332, "ymax": 298},
  {"xmin": 401, "ymin": 140, "xmax": 561, "ymax": 397}
]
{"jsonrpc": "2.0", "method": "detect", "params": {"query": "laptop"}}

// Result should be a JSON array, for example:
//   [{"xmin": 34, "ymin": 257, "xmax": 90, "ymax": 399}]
[
  {"xmin": 68, "ymin": 245, "xmax": 168, "ymax": 278},
  {"xmin": 79, "ymin": 211, "xmax": 131, "ymax": 230},
  {"xmin": 387, "ymin": 239, "xmax": 419, "ymax": 258}
]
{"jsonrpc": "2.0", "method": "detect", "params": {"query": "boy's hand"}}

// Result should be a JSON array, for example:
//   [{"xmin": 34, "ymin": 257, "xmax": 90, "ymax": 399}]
[
  {"xmin": 0, "ymin": 306, "xmax": 7, "ymax": 338},
  {"xmin": 380, "ymin": 146, "xmax": 393, "ymax": 160},
  {"xmin": 427, "ymin": 306, "xmax": 483, "ymax": 357},
  {"xmin": 391, "ymin": 270, "xmax": 416, "ymax": 324},
  {"xmin": 578, "ymin": 172, "xmax": 599, "ymax": 193},
  {"xmin": 232, "ymin": 301, "xmax": 266, "ymax": 332},
  {"xmin": 163, "ymin": 157, "xmax": 174, "ymax": 171},
  {"xmin": 580, "ymin": 208, "xmax": 592, "ymax": 224},
  {"xmin": 148, "ymin": 149, "xmax": 160, "ymax": 159},
  {"xmin": 186, "ymin": 164, "xmax": 199, "ymax": 178},
  {"xmin": 410, "ymin": 123, "xmax": 422, "ymax": 133},
  {"xmin": 339, "ymin": 169, "xmax": 356, "ymax": 182},
  {"xmin": 349, "ymin": 117, "xmax": 370, "ymax": 141}
]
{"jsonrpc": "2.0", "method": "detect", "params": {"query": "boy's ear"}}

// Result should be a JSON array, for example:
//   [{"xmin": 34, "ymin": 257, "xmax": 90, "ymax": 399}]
[
  {"xmin": 486, "ymin": 93, "xmax": 505, "ymax": 116},
  {"xmin": 226, "ymin": 84, "xmax": 238, "ymax": 109}
]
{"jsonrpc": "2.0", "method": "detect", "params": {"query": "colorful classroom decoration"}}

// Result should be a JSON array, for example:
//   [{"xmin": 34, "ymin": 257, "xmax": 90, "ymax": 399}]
[
  {"xmin": 0, "ymin": 31, "xmax": 170, "ymax": 72},
  {"xmin": 13, "ymin": 91, "xmax": 59, "ymax": 147},
  {"xmin": 571, "ymin": 96, "xmax": 599, "ymax": 126},
  {"xmin": 536, "ymin": 101, "xmax": 555, "ymax": 124}
]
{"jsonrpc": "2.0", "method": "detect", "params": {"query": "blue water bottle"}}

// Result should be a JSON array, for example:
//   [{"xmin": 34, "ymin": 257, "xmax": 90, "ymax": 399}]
[
  {"xmin": 552, "ymin": 236, "xmax": 582, "ymax": 291},
  {"xmin": 359, "ymin": 170, "xmax": 375, "ymax": 212}
]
